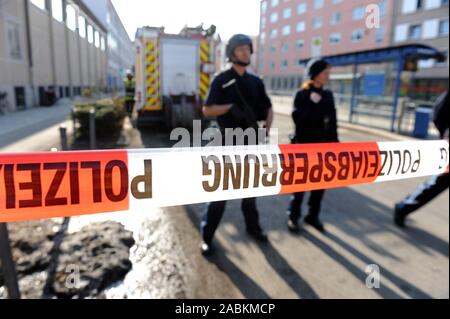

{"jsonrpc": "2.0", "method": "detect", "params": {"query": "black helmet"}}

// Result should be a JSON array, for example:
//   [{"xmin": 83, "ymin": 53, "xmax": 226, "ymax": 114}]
[{"xmin": 226, "ymin": 34, "xmax": 254, "ymax": 61}]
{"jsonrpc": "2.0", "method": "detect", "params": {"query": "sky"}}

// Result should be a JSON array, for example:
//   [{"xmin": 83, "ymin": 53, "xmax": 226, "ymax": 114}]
[{"xmin": 111, "ymin": 0, "xmax": 261, "ymax": 41}]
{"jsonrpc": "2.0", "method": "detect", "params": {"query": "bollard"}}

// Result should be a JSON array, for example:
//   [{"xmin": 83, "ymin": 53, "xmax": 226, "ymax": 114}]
[
  {"xmin": 0, "ymin": 223, "xmax": 21, "ymax": 299},
  {"xmin": 59, "ymin": 124, "xmax": 68, "ymax": 151},
  {"xmin": 89, "ymin": 108, "xmax": 96, "ymax": 150}
]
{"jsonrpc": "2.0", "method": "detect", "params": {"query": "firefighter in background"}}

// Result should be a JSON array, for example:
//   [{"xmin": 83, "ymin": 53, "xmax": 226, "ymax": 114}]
[
  {"xmin": 200, "ymin": 34, "xmax": 274, "ymax": 256},
  {"xmin": 124, "ymin": 72, "xmax": 135, "ymax": 117}
]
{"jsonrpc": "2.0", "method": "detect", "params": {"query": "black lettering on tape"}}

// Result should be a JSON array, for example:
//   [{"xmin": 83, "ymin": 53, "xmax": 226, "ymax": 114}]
[
  {"xmin": 17, "ymin": 163, "xmax": 42, "ymax": 208},
  {"xmin": 44, "ymin": 162, "xmax": 67, "ymax": 206}
]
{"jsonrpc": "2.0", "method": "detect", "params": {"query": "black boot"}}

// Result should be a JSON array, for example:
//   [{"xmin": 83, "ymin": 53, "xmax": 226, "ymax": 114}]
[
  {"xmin": 247, "ymin": 228, "xmax": 268, "ymax": 242},
  {"xmin": 200, "ymin": 241, "xmax": 214, "ymax": 256},
  {"xmin": 304, "ymin": 214, "xmax": 325, "ymax": 233}
]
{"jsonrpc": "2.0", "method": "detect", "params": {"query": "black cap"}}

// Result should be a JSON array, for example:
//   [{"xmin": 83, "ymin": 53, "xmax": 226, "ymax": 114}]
[{"xmin": 307, "ymin": 59, "xmax": 331, "ymax": 80}]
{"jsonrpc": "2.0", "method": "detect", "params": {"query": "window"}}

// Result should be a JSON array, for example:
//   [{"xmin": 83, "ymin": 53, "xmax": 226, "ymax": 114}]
[
  {"xmin": 418, "ymin": 59, "xmax": 434, "ymax": 69},
  {"xmin": 408, "ymin": 24, "xmax": 422, "ymax": 39},
  {"xmin": 87, "ymin": 24, "xmax": 94, "ymax": 44},
  {"xmin": 329, "ymin": 32, "xmax": 341, "ymax": 44},
  {"xmin": 375, "ymin": 27, "xmax": 385, "ymax": 43},
  {"xmin": 260, "ymin": 32, "xmax": 266, "ymax": 44},
  {"xmin": 283, "ymin": 8, "xmax": 292, "ymax": 19},
  {"xmin": 261, "ymin": 17, "xmax": 266, "ymax": 29},
  {"xmin": 6, "ymin": 20, "xmax": 22, "ymax": 60},
  {"xmin": 423, "ymin": 19, "xmax": 439, "ymax": 38},
  {"xmin": 52, "ymin": 0, "xmax": 63, "ymax": 22},
  {"xmin": 94, "ymin": 30, "xmax": 100, "ymax": 48},
  {"xmin": 282, "ymin": 25, "xmax": 291, "ymax": 35},
  {"xmin": 281, "ymin": 43, "xmax": 289, "ymax": 52},
  {"xmin": 352, "ymin": 6, "xmax": 365, "ymax": 20},
  {"xmin": 394, "ymin": 24, "xmax": 408, "ymax": 42},
  {"xmin": 379, "ymin": 0, "xmax": 387, "ymax": 17},
  {"xmin": 281, "ymin": 60, "xmax": 288, "ymax": 69},
  {"xmin": 296, "ymin": 39, "xmax": 304, "ymax": 49},
  {"xmin": 312, "ymin": 17, "xmax": 323, "ymax": 29},
  {"xmin": 332, "ymin": 0, "xmax": 343, "ymax": 3},
  {"xmin": 261, "ymin": 1, "xmax": 268, "ymax": 14},
  {"xmin": 270, "ymin": 61, "xmax": 275, "ymax": 70},
  {"xmin": 351, "ymin": 29, "xmax": 364, "ymax": 42},
  {"xmin": 66, "ymin": 5, "xmax": 77, "ymax": 31},
  {"xmin": 330, "ymin": 12, "xmax": 341, "ymax": 25},
  {"xmin": 270, "ymin": 45, "xmax": 277, "ymax": 53},
  {"xmin": 270, "ymin": 29, "xmax": 278, "ymax": 38},
  {"xmin": 296, "ymin": 21, "xmax": 306, "ymax": 32},
  {"xmin": 314, "ymin": 0, "xmax": 324, "ymax": 9},
  {"xmin": 270, "ymin": 12, "xmax": 278, "ymax": 23},
  {"xmin": 402, "ymin": 0, "xmax": 422, "ymax": 14},
  {"xmin": 78, "ymin": 16, "xmax": 86, "ymax": 38},
  {"xmin": 439, "ymin": 19, "xmax": 449, "ymax": 36},
  {"xmin": 271, "ymin": 0, "xmax": 279, "ymax": 7},
  {"xmin": 30, "ymin": 0, "xmax": 46, "ymax": 10},
  {"xmin": 425, "ymin": 0, "xmax": 441, "ymax": 10},
  {"xmin": 100, "ymin": 36, "xmax": 106, "ymax": 51},
  {"xmin": 297, "ymin": 3, "xmax": 306, "ymax": 14}
]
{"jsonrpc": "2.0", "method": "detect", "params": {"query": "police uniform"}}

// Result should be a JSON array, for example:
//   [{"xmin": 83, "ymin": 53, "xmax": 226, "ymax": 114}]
[{"xmin": 201, "ymin": 67, "xmax": 272, "ymax": 246}]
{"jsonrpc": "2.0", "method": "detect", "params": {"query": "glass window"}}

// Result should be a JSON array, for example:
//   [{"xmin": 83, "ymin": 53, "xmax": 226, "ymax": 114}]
[
  {"xmin": 439, "ymin": 19, "xmax": 449, "ymax": 36},
  {"xmin": 330, "ymin": 12, "xmax": 341, "ymax": 25},
  {"xmin": 6, "ymin": 21, "xmax": 22, "ymax": 60},
  {"xmin": 351, "ymin": 29, "xmax": 364, "ymax": 42},
  {"xmin": 271, "ymin": 0, "xmax": 279, "ymax": 7},
  {"xmin": 296, "ymin": 39, "xmax": 304, "ymax": 49},
  {"xmin": 375, "ymin": 27, "xmax": 385, "ymax": 43},
  {"xmin": 94, "ymin": 30, "xmax": 100, "ymax": 48},
  {"xmin": 66, "ymin": 5, "xmax": 76, "ymax": 31},
  {"xmin": 332, "ymin": 0, "xmax": 343, "ymax": 3},
  {"xmin": 408, "ymin": 24, "xmax": 422, "ymax": 39},
  {"xmin": 312, "ymin": 17, "xmax": 323, "ymax": 29},
  {"xmin": 281, "ymin": 43, "xmax": 289, "ymax": 52},
  {"xmin": 270, "ymin": 12, "xmax": 278, "ymax": 23},
  {"xmin": 87, "ymin": 24, "xmax": 94, "ymax": 44},
  {"xmin": 296, "ymin": 21, "xmax": 305, "ymax": 32},
  {"xmin": 281, "ymin": 60, "xmax": 288, "ymax": 69},
  {"xmin": 314, "ymin": 0, "xmax": 324, "ymax": 9},
  {"xmin": 100, "ymin": 36, "xmax": 106, "ymax": 51},
  {"xmin": 270, "ymin": 29, "xmax": 278, "ymax": 38},
  {"xmin": 282, "ymin": 25, "xmax": 291, "ymax": 35},
  {"xmin": 352, "ymin": 6, "xmax": 365, "ymax": 20},
  {"xmin": 52, "ymin": 0, "xmax": 63, "ymax": 22},
  {"xmin": 329, "ymin": 32, "xmax": 341, "ymax": 44},
  {"xmin": 297, "ymin": 3, "xmax": 306, "ymax": 14},
  {"xmin": 78, "ymin": 16, "xmax": 86, "ymax": 38},
  {"xmin": 261, "ymin": 1, "xmax": 267, "ymax": 14},
  {"xmin": 283, "ymin": 8, "xmax": 292, "ymax": 19},
  {"xmin": 30, "ymin": 0, "xmax": 46, "ymax": 10}
]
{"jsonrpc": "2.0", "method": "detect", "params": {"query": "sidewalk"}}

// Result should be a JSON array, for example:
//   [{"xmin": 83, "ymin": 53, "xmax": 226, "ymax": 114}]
[{"xmin": 0, "ymin": 99, "xmax": 73, "ymax": 152}]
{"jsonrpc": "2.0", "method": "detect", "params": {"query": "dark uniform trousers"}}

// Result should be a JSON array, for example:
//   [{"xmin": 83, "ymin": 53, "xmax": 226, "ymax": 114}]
[
  {"xmin": 288, "ymin": 190, "xmax": 325, "ymax": 222},
  {"xmin": 201, "ymin": 198, "xmax": 262, "ymax": 244},
  {"xmin": 397, "ymin": 173, "xmax": 449, "ymax": 216}
]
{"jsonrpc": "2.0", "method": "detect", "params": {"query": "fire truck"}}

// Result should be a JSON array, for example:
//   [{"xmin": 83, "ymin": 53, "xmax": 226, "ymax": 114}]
[{"xmin": 134, "ymin": 24, "xmax": 218, "ymax": 129}]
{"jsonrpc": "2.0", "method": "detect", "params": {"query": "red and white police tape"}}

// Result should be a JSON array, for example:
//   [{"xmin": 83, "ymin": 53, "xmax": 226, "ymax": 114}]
[{"xmin": 0, "ymin": 140, "xmax": 448, "ymax": 222}]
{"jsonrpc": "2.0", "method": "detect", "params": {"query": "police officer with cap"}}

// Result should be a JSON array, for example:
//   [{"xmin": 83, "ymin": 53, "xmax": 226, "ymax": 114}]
[
  {"xmin": 286, "ymin": 58, "xmax": 339, "ymax": 233},
  {"xmin": 200, "ymin": 34, "xmax": 274, "ymax": 256}
]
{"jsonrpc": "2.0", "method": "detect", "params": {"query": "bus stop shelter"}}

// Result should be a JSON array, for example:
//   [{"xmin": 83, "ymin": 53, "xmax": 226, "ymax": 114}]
[{"xmin": 299, "ymin": 44, "xmax": 446, "ymax": 132}]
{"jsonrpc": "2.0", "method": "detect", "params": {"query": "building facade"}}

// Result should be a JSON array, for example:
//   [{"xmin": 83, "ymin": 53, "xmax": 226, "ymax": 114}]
[
  {"xmin": 392, "ymin": 0, "xmax": 449, "ymax": 99},
  {"xmin": 0, "ymin": 0, "xmax": 107, "ymax": 111},
  {"xmin": 258, "ymin": 0, "xmax": 448, "ymax": 97},
  {"xmin": 82, "ymin": 0, "xmax": 134, "ymax": 92}
]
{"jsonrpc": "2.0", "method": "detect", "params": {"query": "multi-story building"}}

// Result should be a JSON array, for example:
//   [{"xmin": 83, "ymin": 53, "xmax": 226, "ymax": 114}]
[
  {"xmin": 82, "ymin": 0, "xmax": 134, "ymax": 92},
  {"xmin": 0, "ymin": 0, "xmax": 107, "ymax": 111},
  {"xmin": 392, "ymin": 0, "xmax": 449, "ymax": 99},
  {"xmin": 258, "ymin": 0, "xmax": 448, "ymax": 97}
]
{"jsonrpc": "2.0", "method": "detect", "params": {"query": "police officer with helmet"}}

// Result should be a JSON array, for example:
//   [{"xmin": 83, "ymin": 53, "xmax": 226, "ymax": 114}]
[{"xmin": 200, "ymin": 34, "xmax": 274, "ymax": 256}]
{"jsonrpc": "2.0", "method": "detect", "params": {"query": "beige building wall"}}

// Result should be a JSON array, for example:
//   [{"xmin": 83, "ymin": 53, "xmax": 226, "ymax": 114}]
[{"xmin": 0, "ymin": 0, "xmax": 108, "ymax": 110}]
